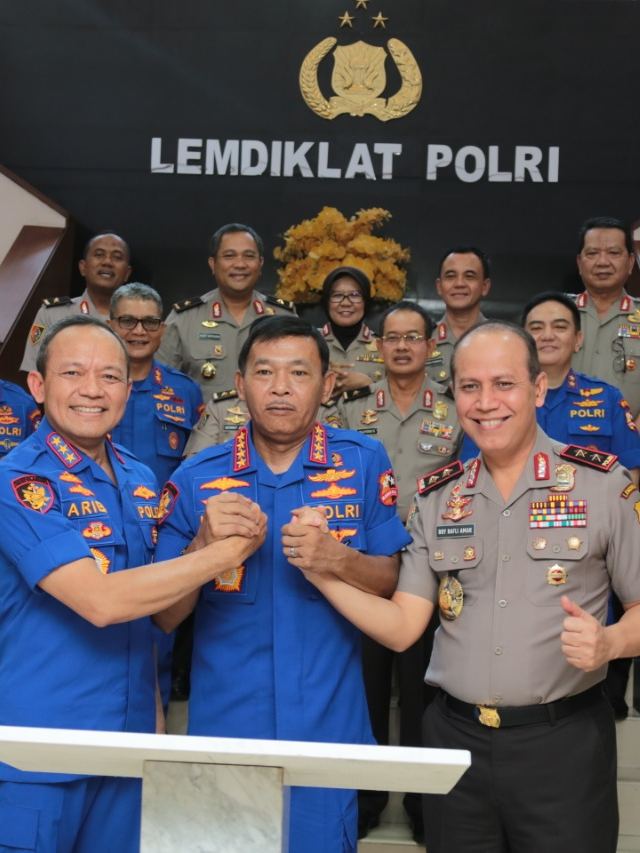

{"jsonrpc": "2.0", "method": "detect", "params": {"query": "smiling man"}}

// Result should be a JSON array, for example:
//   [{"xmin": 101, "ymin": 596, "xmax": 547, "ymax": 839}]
[
  {"xmin": 20, "ymin": 231, "xmax": 132, "ymax": 372},
  {"xmin": 155, "ymin": 315, "xmax": 410, "ymax": 853},
  {"xmin": 157, "ymin": 222, "xmax": 295, "ymax": 395},
  {"xmin": 571, "ymin": 216, "xmax": 640, "ymax": 416},
  {"xmin": 298, "ymin": 320, "xmax": 640, "ymax": 853},
  {"xmin": 0, "ymin": 315, "xmax": 264, "ymax": 853},
  {"xmin": 108, "ymin": 283, "xmax": 202, "ymax": 488},
  {"xmin": 427, "ymin": 246, "xmax": 491, "ymax": 385}
]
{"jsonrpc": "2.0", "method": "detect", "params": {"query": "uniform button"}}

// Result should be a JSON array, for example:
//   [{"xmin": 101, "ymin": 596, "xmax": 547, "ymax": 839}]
[
  {"xmin": 451, "ymin": 556, "xmax": 459, "ymax": 564},
  {"xmin": 493, "ymin": 695, "xmax": 502, "ymax": 703},
  {"xmin": 502, "ymin": 554, "xmax": 511, "ymax": 562},
  {"xmin": 494, "ymin": 647, "xmax": 503, "ymax": 655},
  {"xmin": 502, "ymin": 509, "xmax": 511, "ymax": 517},
  {"xmin": 498, "ymin": 599, "xmax": 507, "ymax": 608},
  {"xmin": 552, "ymin": 545, "xmax": 560, "ymax": 553}
]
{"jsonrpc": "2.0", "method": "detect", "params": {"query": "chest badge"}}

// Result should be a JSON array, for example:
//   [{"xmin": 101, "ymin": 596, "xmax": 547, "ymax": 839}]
[
  {"xmin": 546, "ymin": 564, "xmax": 567, "ymax": 585},
  {"xmin": 433, "ymin": 401, "xmax": 448, "ymax": 421},
  {"xmin": 361, "ymin": 409, "xmax": 378, "ymax": 425},
  {"xmin": 550, "ymin": 463, "xmax": 576, "ymax": 493},
  {"xmin": 441, "ymin": 485, "xmax": 473, "ymax": 522},
  {"xmin": 201, "ymin": 362, "xmax": 217, "ymax": 379},
  {"xmin": 439, "ymin": 575, "xmax": 464, "ymax": 620}
]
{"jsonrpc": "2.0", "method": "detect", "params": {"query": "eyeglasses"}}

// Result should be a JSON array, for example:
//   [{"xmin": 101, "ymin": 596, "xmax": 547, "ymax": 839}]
[
  {"xmin": 380, "ymin": 333, "xmax": 426, "ymax": 345},
  {"xmin": 112, "ymin": 315, "xmax": 163, "ymax": 331},
  {"xmin": 329, "ymin": 291, "xmax": 364, "ymax": 304}
]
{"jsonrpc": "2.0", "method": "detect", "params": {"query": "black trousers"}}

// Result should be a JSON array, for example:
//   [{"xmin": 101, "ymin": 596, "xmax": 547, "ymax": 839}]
[
  {"xmin": 421, "ymin": 690, "xmax": 618, "ymax": 853},
  {"xmin": 358, "ymin": 615, "xmax": 439, "ymax": 824}
]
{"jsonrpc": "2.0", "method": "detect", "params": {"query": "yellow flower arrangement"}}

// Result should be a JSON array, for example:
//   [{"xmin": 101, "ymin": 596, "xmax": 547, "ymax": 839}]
[{"xmin": 274, "ymin": 206, "xmax": 410, "ymax": 304}]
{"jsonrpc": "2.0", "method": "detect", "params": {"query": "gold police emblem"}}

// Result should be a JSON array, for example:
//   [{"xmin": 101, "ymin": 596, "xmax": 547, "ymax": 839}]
[
  {"xmin": 438, "ymin": 575, "xmax": 463, "ymax": 620},
  {"xmin": 201, "ymin": 362, "xmax": 217, "ymax": 379},
  {"xmin": 546, "ymin": 564, "xmax": 567, "ymax": 586},
  {"xmin": 433, "ymin": 401, "xmax": 448, "ymax": 420},
  {"xmin": 550, "ymin": 463, "xmax": 575, "ymax": 493},
  {"xmin": 361, "ymin": 409, "xmax": 378, "ymax": 425},
  {"xmin": 299, "ymin": 36, "xmax": 422, "ymax": 122}
]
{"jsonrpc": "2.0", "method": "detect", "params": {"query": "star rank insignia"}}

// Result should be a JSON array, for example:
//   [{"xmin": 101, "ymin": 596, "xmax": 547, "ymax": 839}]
[
  {"xmin": 417, "ymin": 460, "xmax": 464, "ymax": 496},
  {"xmin": 559, "ymin": 445, "xmax": 617, "ymax": 472}
]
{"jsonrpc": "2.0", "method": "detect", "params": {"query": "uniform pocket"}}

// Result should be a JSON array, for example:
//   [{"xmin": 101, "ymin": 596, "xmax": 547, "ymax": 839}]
[{"xmin": 525, "ymin": 532, "xmax": 587, "ymax": 606}]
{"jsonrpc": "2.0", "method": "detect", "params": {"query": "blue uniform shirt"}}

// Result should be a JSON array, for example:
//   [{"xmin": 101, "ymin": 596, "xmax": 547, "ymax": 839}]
[
  {"xmin": 460, "ymin": 369, "xmax": 640, "ymax": 468},
  {"xmin": 111, "ymin": 360, "xmax": 202, "ymax": 487},
  {"xmin": 0, "ymin": 417, "xmax": 159, "ymax": 782},
  {"xmin": 156, "ymin": 422, "xmax": 411, "ymax": 742},
  {"xmin": 0, "ymin": 380, "xmax": 40, "ymax": 457}
]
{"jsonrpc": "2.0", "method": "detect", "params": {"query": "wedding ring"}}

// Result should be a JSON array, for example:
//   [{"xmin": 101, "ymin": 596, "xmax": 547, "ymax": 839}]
[{"xmin": 289, "ymin": 546, "xmax": 297, "ymax": 558}]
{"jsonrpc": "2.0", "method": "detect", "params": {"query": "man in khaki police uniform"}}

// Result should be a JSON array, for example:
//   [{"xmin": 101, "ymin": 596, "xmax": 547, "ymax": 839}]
[
  {"xmin": 156, "ymin": 223, "xmax": 294, "ymax": 397},
  {"xmin": 183, "ymin": 388, "xmax": 340, "ymax": 457},
  {"xmin": 300, "ymin": 320, "xmax": 640, "ymax": 853},
  {"xmin": 572, "ymin": 216, "xmax": 640, "ymax": 417},
  {"xmin": 427, "ymin": 246, "xmax": 491, "ymax": 385},
  {"xmin": 338, "ymin": 300, "xmax": 461, "ymax": 842},
  {"xmin": 20, "ymin": 232, "xmax": 132, "ymax": 372}
]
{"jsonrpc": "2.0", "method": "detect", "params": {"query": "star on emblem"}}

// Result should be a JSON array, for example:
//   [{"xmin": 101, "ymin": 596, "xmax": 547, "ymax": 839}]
[
  {"xmin": 339, "ymin": 11, "xmax": 355, "ymax": 27},
  {"xmin": 372, "ymin": 11, "xmax": 389, "ymax": 27}
]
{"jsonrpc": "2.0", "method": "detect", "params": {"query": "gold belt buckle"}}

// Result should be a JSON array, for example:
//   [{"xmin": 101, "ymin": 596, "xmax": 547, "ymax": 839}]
[{"xmin": 476, "ymin": 705, "xmax": 501, "ymax": 728}]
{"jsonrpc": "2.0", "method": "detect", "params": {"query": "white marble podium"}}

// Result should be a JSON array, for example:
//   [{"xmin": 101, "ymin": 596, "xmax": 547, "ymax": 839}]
[{"xmin": 0, "ymin": 726, "xmax": 470, "ymax": 852}]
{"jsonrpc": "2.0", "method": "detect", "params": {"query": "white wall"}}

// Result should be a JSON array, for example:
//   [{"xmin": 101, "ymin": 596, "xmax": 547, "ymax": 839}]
[{"xmin": 0, "ymin": 172, "xmax": 65, "ymax": 265}]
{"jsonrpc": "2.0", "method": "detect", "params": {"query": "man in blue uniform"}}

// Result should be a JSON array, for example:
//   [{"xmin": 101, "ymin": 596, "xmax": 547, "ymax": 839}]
[
  {"xmin": 0, "ymin": 379, "xmax": 40, "ymax": 456},
  {"xmin": 0, "ymin": 316, "xmax": 264, "ymax": 853},
  {"xmin": 155, "ymin": 316, "xmax": 411, "ymax": 853},
  {"xmin": 108, "ymin": 282, "xmax": 203, "ymax": 489}
]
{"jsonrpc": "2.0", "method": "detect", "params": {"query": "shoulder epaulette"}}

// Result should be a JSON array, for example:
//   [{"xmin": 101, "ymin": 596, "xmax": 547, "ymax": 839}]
[
  {"xmin": 342, "ymin": 386, "xmax": 373, "ymax": 403},
  {"xmin": 559, "ymin": 444, "xmax": 617, "ymax": 472},
  {"xmin": 265, "ymin": 294, "xmax": 295, "ymax": 312},
  {"xmin": 211, "ymin": 388, "xmax": 239, "ymax": 403},
  {"xmin": 417, "ymin": 460, "xmax": 464, "ymax": 496},
  {"xmin": 42, "ymin": 295, "xmax": 72, "ymax": 308},
  {"xmin": 172, "ymin": 295, "xmax": 204, "ymax": 313}
]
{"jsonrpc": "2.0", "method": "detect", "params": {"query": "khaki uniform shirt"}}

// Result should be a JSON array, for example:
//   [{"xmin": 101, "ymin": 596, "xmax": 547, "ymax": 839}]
[
  {"xmin": 321, "ymin": 323, "xmax": 385, "ymax": 383},
  {"xmin": 20, "ymin": 291, "xmax": 106, "ymax": 372},
  {"xmin": 338, "ymin": 377, "xmax": 461, "ymax": 521},
  {"xmin": 571, "ymin": 290, "xmax": 640, "ymax": 417},
  {"xmin": 398, "ymin": 429, "xmax": 640, "ymax": 706},
  {"xmin": 184, "ymin": 389, "xmax": 341, "ymax": 457},
  {"xmin": 427, "ymin": 314, "xmax": 487, "ymax": 386},
  {"xmin": 156, "ymin": 288, "xmax": 295, "ymax": 398}
]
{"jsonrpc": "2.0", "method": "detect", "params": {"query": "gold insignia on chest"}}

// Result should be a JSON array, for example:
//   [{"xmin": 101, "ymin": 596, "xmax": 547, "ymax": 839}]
[
  {"xmin": 441, "ymin": 485, "xmax": 473, "ymax": 522},
  {"xmin": 361, "ymin": 409, "xmax": 378, "ymax": 425},
  {"xmin": 433, "ymin": 402, "xmax": 448, "ymax": 420},
  {"xmin": 201, "ymin": 362, "xmax": 216, "ymax": 378},
  {"xmin": 550, "ymin": 463, "xmax": 575, "ymax": 493},
  {"xmin": 546, "ymin": 564, "xmax": 567, "ymax": 585},
  {"xmin": 438, "ymin": 575, "xmax": 463, "ymax": 620}
]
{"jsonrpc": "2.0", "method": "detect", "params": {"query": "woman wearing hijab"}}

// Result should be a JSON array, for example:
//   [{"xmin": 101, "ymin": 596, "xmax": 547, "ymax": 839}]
[{"xmin": 319, "ymin": 266, "xmax": 384, "ymax": 394}]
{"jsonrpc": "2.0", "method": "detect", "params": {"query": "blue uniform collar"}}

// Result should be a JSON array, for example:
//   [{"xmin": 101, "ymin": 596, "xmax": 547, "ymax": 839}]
[
  {"xmin": 36, "ymin": 416, "xmax": 132, "ymax": 474},
  {"xmin": 230, "ymin": 422, "xmax": 332, "ymax": 482}
]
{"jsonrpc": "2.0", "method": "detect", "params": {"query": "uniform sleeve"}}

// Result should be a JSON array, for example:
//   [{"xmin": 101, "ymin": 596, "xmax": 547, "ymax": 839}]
[
  {"xmin": 0, "ymin": 468, "xmax": 92, "ymax": 589},
  {"xmin": 609, "ymin": 391, "xmax": 640, "ymax": 470},
  {"xmin": 183, "ymin": 399, "xmax": 223, "ymax": 456},
  {"xmin": 19, "ymin": 304, "xmax": 48, "ymax": 372},
  {"xmin": 361, "ymin": 440, "xmax": 412, "ymax": 556},
  {"xmin": 605, "ymin": 470, "xmax": 640, "ymax": 605},
  {"xmin": 154, "ymin": 464, "xmax": 199, "ymax": 561},
  {"xmin": 156, "ymin": 316, "xmax": 183, "ymax": 369},
  {"xmin": 396, "ymin": 495, "xmax": 439, "ymax": 602},
  {"xmin": 187, "ymin": 380, "xmax": 204, "ymax": 427}
]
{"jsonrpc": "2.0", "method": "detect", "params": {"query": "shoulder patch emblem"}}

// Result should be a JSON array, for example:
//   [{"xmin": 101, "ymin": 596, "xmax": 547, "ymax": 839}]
[
  {"xmin": 172, "ymin": 295, "xmax": 204, "ymax": 313},
  {"xmin": 30, "ymin": 323, "xmax": 45, "ymax": 345},
  {"xmin": 378, "ymin": 469, "xmax": 398, "ymax": 506},
  {"xmin": 559, "ymin": 444, "xmax": 617, "ymax": 472},
  {"xmin": 417, "ymin": 460, "xmax": 464, "ymax": 496},
  {"xmin": 12, "ymin": 475, "xmax": 54, "ymax": 513},
  {"xmin": 158, "ymin": 482, "xmax": 179, "ymax": 524},
  {"xmin": 621, "ymin": 483, "xmax": 638, "ymax": 500}
]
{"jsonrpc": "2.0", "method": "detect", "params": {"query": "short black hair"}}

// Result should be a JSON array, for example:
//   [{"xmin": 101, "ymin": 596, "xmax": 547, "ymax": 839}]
[
  {"xmin": 521, "ymin": 291, "xmax": 581, "ymax": 332},
  {"xmin": 36, "ymin": 315, "xmax": 130, "ymax": 377},
  {"xmin": 451, "ymin": 320, "xmax": 540, "ymax": 384},
  {"xmin": 82, "ymin": 231, "xmax": 130, "ymax": 261},
  {"xmin": 209, "ymin": 223, "xmax": 264, "ymax": 258},
  {"xmin": 238, "ymin": 315, "xmax": 330, "ymax": 374},
  {"xmin": 437, "ymin": 246, "xmax": 491, "ymax": 279},
  {"xmin": 577, "ymin": 216, "xmax": 633, "ymax": 254},
  {"xmin": 378, "ymin": 299, "xmax": 433, "ymax": 339},
  {"xmin": 110, "ymin": 282, "xmax": 163, "ymax": 316}
]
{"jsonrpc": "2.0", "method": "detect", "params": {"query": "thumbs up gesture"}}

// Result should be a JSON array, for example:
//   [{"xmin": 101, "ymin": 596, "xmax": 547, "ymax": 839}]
[{"xmin": 560, "ymin": 595, "xmax": 611, "ymax": 672}]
